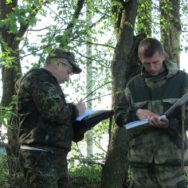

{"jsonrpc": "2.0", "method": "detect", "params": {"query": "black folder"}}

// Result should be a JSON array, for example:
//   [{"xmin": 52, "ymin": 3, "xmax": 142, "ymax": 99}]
[{"xmin": 73, "ymin": 110, "xmax": 114, "ymax": 142}]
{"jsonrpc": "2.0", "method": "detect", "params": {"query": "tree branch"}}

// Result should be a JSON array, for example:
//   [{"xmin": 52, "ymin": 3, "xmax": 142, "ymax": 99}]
[
  {"xmin": 74, "ymin": 39, "xmax": 115, "ymax": 49},
  {"xmin": 59, "ymin": 0, "xmax": 85, "ymax": 47},
  {"xmin": 79, "ymin": 81, "xmax": 111, "ymax": 103},
  {"xmin": 17, "ymin": 0, "xmax": 50, "ymax": 40},
  {"xmin": 66, "ymin": 0, "xmax": 85, "ymax": 31}
]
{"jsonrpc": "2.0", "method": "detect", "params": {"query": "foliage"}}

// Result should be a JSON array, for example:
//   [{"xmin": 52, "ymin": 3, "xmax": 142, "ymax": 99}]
[
  {"xmin": 68, "ymin": 118, "xmax": 112, "ymax": 187},
  {"xmin": 136, "ymin": 0, "xmax": 152, "ymax": 36},
  {"xmin": 0, "ymin": 94, "xmax": 17, "ymax": 138},
  {"xmin": 1, "ymin": 0, "xmax": 188, "ymax": 187},
  {"xmin": 0, "ymin": 153, "xmax": 9, "ymax": 188},
  {"xmin": 69, "ymin": 164, "xmax": 102, "ymax": 184},
  {"xmin": 180, "ymin": 0, "xmax": 188, "ymax": 52},
  {"xmin": 15, "ymin": 0, "xmax": 114, "ymax": 105}
]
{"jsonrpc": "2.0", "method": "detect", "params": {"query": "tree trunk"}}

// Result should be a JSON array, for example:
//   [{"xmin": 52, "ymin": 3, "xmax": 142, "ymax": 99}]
[
  {"xmin": 1, "ymin": 47, "xmax": 22, "ymax": 188},
  {"xmin": 160, "ymin": 0, "xmax": 181, "ymax": 66},
  {"xmin": 85, "ymin": 2, "xmax": 94, "ymax": 157},
  {"xmin": 0, "ymin": 1, "xmax": 43, "ymax": 187},
  {"xmin": 101, "ymin": 1, "xmax": 139, "ymax": 187},
  {"xmin": 0, "ymin": 1, "xmax": 22, "ymax": 186},
  {"xmin": 86, "ymin": 29, "xmax": 93, "ymax": 157}
]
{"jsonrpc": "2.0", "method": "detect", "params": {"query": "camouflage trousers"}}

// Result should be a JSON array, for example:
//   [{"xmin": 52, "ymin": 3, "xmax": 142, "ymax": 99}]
[
  {"xmin": 130, "ymin": 162, "xmax": 187, "ymax": 188},
  {"xmin": 19, "ymin": 148, "xmax": 69, "ymax": 188}
]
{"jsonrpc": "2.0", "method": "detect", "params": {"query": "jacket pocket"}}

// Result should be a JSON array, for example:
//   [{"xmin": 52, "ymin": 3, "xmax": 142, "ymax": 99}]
[
  {"xmin": 132, "ymin": 101, "xmax": 148, "ymax": 111},
  {"xmin": 162, "ymin": 98, "xmax": 178, "ymax": 116}
]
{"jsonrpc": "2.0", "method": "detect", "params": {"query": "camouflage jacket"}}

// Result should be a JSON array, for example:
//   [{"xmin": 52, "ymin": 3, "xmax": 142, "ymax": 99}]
[
  {"xmin": 16, "ymin": 68, "xmax": 78, "ymax": 151},
  {"xmin": 115, "ymin": 61, "xmax": 188, "ymax": 164}
]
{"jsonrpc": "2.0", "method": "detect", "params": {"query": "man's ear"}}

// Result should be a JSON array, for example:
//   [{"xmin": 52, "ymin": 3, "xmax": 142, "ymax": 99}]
[
  {"xmin": 53, "ymin": 59, "xmax": 60, "ymax": 69},
  {"xmin": 56, "ymin": 59, "xmax": 64, "ymax": 69}
]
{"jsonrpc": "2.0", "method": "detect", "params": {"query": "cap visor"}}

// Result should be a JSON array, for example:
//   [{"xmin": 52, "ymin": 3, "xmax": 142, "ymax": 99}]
[{"xmin": 70, "ymin": 63, "xmax": 82, "ymax": 74}]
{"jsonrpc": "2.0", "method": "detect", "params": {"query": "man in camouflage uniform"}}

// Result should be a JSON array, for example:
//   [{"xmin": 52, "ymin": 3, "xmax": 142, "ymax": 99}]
[
  {"xmin": 16, "ymin": 49, "xmax": 85, "ymax": 188},
  {"xmin": 115, "ymin": 38, "xmax": 188, "ymax": 188}
]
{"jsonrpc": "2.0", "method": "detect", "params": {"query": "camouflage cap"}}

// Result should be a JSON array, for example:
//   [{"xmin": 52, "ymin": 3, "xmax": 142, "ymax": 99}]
[{"xmin": 48, "ymin": 48, "xmax": 82, "ymax": 74}]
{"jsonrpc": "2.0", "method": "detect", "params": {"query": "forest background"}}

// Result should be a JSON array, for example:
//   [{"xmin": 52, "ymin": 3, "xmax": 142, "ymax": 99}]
[{"xmin": 0, "ymin": 0, "xmax": 188, "ymax": 188}]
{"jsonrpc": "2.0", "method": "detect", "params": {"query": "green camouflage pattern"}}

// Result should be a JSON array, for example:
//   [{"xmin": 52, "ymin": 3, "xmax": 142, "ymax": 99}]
[
  {"xmin": 115, "ymin": 61, "xmax": 188, "ymax": 187},
  {"xmin": 19, "ymin": 149, "xmax": 69, "ymax": 188},
  {"xmin": 127, "ymin": 62, "xmax": 188, "ymax": 164},
  {"xmin": 131, "ymin": 164, "xmax": 186, "ymax": 188},
  {"xmin": 16, "ymin": 68, "xmax": 78, "ymax": 150}
]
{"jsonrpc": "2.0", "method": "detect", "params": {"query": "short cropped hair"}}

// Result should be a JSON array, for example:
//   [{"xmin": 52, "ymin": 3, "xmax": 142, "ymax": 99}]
[{"xmin": 138, "ymin": 38, "xmax": 164, "ymax": 59}]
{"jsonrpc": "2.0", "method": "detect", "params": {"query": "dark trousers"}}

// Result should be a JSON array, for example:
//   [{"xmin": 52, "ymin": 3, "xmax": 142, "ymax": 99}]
[{"xmin": 19, "ymin": 148, "xmax": 69, "ymax": 188}]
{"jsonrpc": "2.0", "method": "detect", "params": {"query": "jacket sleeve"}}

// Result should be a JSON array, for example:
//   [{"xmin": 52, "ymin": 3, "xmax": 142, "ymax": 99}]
[
  {"xmin": 181, "ymin": 74, "xmax": 188, "ymax": 131},
  {"xmin": 115, "ymin": 87, "xmax": 138, "ymax": 127},
  {"xmin": 115, "ymin": 94, "xmax": 129, "ymax": 127},
  {"xmin": 165, "ymin": 73, "xmax": 188, "ymax": 147},
  {"xmin": 167, "ymin": 73, "xmax": 188, "ymax": 133}
]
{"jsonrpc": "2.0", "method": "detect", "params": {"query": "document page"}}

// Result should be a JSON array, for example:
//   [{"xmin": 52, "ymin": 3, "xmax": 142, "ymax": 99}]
[
  {"xmin": 124, "ymin": 119, "xmax": 149, "ymax": 130},
  {"xmin": 76, "ymin": 109, "xmax": 98, "ymax": 121}
]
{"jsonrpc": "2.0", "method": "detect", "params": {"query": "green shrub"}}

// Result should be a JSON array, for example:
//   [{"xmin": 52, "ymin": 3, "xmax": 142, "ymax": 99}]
[
  {"xmin": 69, "ymin": 164, "xmax": 102, "ymax": 184},
  {"xmin": 0, "ymin": 153, "xmax": 8, "ymax": 188}
]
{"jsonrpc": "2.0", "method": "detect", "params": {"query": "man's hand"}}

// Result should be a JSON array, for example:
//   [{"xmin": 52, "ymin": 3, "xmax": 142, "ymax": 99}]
[
  {"xmin": 136, "ymin": 108, "xmax": 156, "ymax": 120},
  {"xmin": 76, "ymin": 102, "xmax": 86, "ymax": 115},
  {"xmin": 149, "ymin": 115, "xmax": 169, "ymax": 128},
  {"xmin": 136, "ymin": 108, "xmax": 169, "ymax": 128}
]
